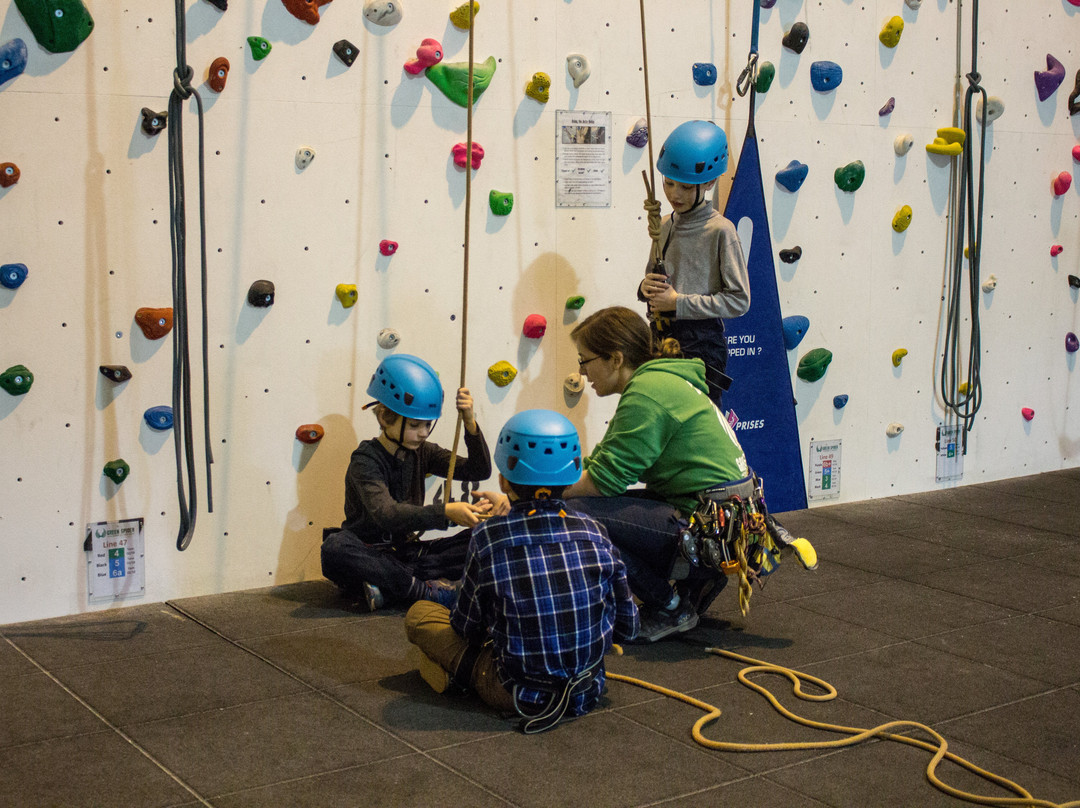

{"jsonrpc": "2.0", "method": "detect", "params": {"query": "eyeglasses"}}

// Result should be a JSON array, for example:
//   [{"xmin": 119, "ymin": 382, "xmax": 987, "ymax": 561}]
[{"xmin": 578, "ymin": 354, "xmax": 604, "ymax": 369}]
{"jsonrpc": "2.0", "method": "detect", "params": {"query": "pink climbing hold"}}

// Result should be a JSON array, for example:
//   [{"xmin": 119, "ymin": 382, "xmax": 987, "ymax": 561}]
[
  {"xmin": 379, "ymin": 239, "xmax": 398, "ymax": 256},
  {"xmin": 1053, "ymin": 171, "xmax": 1072, "ymax": 196},
  {"xmin": 1073, "ymin": 145, "xmax": 1080, "ymax": 162},
  {"xmin": 404, "ymin": 38, "xmax": 443, "ymax": 75},
  {"xmin": 452, "ymin": 142, "xmax": 484, "ymax": 169},
  {"xmin": 1052, "ymin": 244, "xmax": 1064, "ymax": 257},
  {"xmin": 522, "ymin": 313, "xmax": 547, "ymax": 339},
  {"xmin": 1021, "ymin": 407, "xmax": 1035, "ymax": 422}
]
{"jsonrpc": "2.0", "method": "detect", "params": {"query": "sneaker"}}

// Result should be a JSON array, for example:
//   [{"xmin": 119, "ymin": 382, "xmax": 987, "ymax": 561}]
[
  {"xmin": 635, "ymin": 601, "xmax": 699, "ymax": 643},
  {"xmin": 360, "ymin": 582, "xmax": 383, "ymax": 612},
  {"xmin": 413, "ymin": 647, "xmax": 451, "ymax": 694},
  {"xmin": 421, "ymin": 578, "xmax": 460, "ymax": 609}
]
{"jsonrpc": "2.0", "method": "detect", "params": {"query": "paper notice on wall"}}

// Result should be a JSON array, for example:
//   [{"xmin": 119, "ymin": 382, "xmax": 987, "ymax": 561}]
[
  {"xmin": 935, "ymin": 424, "xmax": 964, "ymax": 482},
  {"xmin": 555, "ymin": 109, "xmax": 612, "ymax": 207},
  {"xmin": 808, "ymin": 439, "xmax": 841, "ymax": 501},
  {"xmin": 85, "ymin": 518, "xmax": 145, "ymax": 601}
]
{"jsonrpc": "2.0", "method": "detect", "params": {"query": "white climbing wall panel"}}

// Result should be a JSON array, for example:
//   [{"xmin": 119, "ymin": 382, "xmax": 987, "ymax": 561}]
[{"xmin": 0, "ymin": 0, "xmax": 1077, "ymax": 623}]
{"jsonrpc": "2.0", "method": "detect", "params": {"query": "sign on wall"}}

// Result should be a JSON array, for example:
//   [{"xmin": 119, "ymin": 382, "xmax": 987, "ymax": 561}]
[
  {"xmin": 555, "ymin": 109, "xmax": 612, "ymax": 207},
  {"xmin": 808, "ymin": 439, "xmax": 842, "ymax": 501},
  {"xmin": 85, "ymin": 518, "xmax": 145, "ymax": 601}
]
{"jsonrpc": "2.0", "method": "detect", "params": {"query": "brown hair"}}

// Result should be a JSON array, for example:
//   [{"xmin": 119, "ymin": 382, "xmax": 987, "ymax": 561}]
[{"xmin": 570, "ymin": 306, "xmax": 682, "ymax": 370}]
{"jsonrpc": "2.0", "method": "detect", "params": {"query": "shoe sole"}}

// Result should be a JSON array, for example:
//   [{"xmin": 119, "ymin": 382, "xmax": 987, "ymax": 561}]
[
  {"xmin": 789, "ymin": 538, "xmax": 818, "ymax": 571},
  {"xmin": 415, "ymin": 649, "xmax": 451, "ymax": 693}
]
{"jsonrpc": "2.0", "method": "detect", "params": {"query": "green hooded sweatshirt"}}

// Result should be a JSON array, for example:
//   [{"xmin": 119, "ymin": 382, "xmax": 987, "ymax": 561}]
[{"xmin": 582, "ymin": 358, "xmax": 749, "ymax": 515}]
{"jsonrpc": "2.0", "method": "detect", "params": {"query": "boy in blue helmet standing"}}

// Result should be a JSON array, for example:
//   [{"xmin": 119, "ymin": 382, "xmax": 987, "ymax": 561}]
[
  {"xmin": 322, "ymin": 354, "xmax": 503, "ymax": 611},
  {"xmin": 404, "ymin": 409, "xmax": 638, "ymax": 733},
  {"xmin": 638, "ymin": 119, "xmax": 750, "ymax": 407}
]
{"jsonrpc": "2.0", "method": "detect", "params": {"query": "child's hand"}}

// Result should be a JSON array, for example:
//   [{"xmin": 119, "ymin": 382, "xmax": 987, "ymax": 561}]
[
  {"xmin": 641, "ymin": 273, "xmax": 671, "ymax": 298},
  {"xmin": 646, "ymin": 278, "xmax": 678, "ymax": 313},
  {"xmin": 445, "ymin": 500, "xmax": 489, "ymax": 527},
  {"xmin": 456, "ymin": 387, "xmax": 478, "ymax": 433},
  {"xmin": 473, "ymin": 490, "xmax": 510, "ymax": 517}
]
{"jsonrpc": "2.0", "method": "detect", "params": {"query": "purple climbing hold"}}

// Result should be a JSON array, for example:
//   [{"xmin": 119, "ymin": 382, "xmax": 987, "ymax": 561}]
[
  {"xmin": 810, "ymin": 61, "xmax": 842, "ymax": 92},
  {"xmin": 782, "ymin": 22, "xmax": 809, "ymax": 55},
  {"xmin": 879, "ymin": 97, "xmax": 895, "ymax": 116},
  {"xmin": 1035, "ymin": 54, "xmax": 1066, "ymax": 102},
  {"xmin": 1, "ymin": 262, "xmax": 28, "ymax": 289},
  {"xmin": 626, "ymin": 118, "xmax": 648, "ymax": 148},
  {"xmin": 692, "ymin": 62, "xmax": 717, "ymax": 86},
  {"xmin": 760, "ymin": 0, "xmax": 777, "ymax": 7},
  {"xmin": 1066, "ymin": 332, "xmax": 1079, "ymax": 353},
  {"xmin": 776, "ymin": 160, "xmax": 808, "ymax": 192},
  {"xmin": 0, "ymin": 39, "xmax": 28, "ymax": 87}
]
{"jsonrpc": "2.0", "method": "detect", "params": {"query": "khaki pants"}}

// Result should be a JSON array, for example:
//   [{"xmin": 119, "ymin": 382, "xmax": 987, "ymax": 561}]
[{"xmin": 404, "ymin": 601, "xmax": 515, "ymax": 713}]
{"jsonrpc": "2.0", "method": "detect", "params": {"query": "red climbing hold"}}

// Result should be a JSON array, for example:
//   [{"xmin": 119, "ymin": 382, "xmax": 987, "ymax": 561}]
[
  {"xmin": 379, "ymin": 239, "xmax": 398, "ymax": 256},
  {"xmin": 522, "ymin": 313, "xmax": 547, "ymax": 339},
  {"xmin": 452, "ymin": 142, "xmax": 484, "ymax": 169}
]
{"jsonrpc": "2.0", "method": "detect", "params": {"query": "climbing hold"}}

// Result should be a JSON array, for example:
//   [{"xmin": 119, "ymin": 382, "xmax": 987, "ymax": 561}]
[
  {"xmin": 1035, "ymin": 54, "xmax": 1065, "ymax": 102},
  {"xmin": 1021, "ymin": 408, "xmax": 1035, "ymax": 422},
  {"xmin": 404, "ymin": 38, "xmax": 442, "ymax": 76},
  {"xmin": 0, "ymin": 39, "xmax": 28, "ymax": 86},
  {"xmin": 140, "ymin": 108, "xmax": 167, "ymax": 136},
  {"xmin": 566, "ymin": 54, "xmax": 590, "ymax": 88},
  {"xmin": 810, "ymin": 61, "xmax": 842, "ymax": 92},
  {"xmin": 0, "ymin": 163, "xmax": 21, "ymax": 188},
  {"xmin": 879, "ymin": 97, "xmax": 895, "ymax": 116},
  {"xmin": 204, "ymin": 0, "xmax": 227, "ymax": 9},
  {"xmin": 143, "ymin": 405, "xmax": 174, "ymax": 431},
  {"xmin": 779, "ymin": 246, "xmax": 802, "ymax": 264},
  {"xmin": 892, "ymin": 205, "xmax": 913, "ymax": 233},
  {"xmin": 565, "ymin": 295, "xmax": 585, "ymax": 310},
  {"xmin": 834, "ymin": 160, "xmax": 865, "ymax": 192},
  {"xmin": 379, "ymin": 239, "xmax": 398, "ymax": 256},
  {"xmin": 1052, "ymin": 245, "xmax": 1064, "ymax": 257},
  {"xmin": 878, "ymin": 16, "xmax": 904, "ymax": 48},
  {"xmin": 775, "ymin": 160, "xmax": 808, "ymax": 192},
  {"xmin": 103, "ymin": 459, "xmax": 130, "ymax": 485},
  {"xmin": 207, "ymin": 57, "xmax": 230, "ymax": 92},
  {"xmin": 958, "ymin": 382, "xmax": 971, "ymax": 397},
  {"xmin": 1, "ymin": 262, "xmax": 28, "ymax": 289},
  {"xmin": 1053, "ymin": 172, "xmax": 1072, "ymax": 196},
  {"xmin": 1069, "ymin": 71, "xmax": 1080, "ymax": 115},
  {"xmin": 296, "ymin": 424, "xmax": 325, "ymax": 444},
  {"xmin": 0, "ymin": 364, "xmax": 33, "ymax": 395},
  {"xmin": 295, "ymin": 146, "xmax": 315, "ymax": 170},
  {"xmin": 981, "ymin": 274, "xmax": 997, "ymax": 292},
  {"xmin": 452, "ymin": 142, "xmax": 484, "ymax": 170},
  {"xmin": 754, "ymin": 62, "xmax": 775, "ymax": 93},
  {"xmin": 1066, "ymin": 332, "xmax": 1079, "ymax": 353},
  {"xmin": 833, "ymin": 394, "xmax": 849, "ymax": 409},
  {"xmin": 782, "ymin": 22, "xmax": 809, "ymax": 55},
  {"xmin": 781, "ymin": 315, "xmax": 809, "ymax": 350},
  {"xmin": 904, "ymin": 0, "xmax": 922, "ymax": 8},
  {"xmin": 894, "ymin": 133, "xmax": 914, "ymax": 156},
  {"xmin": 891, "ymin": 348, "xmax": 908, "ymax": 367},
  {"xmin": 976, "ymin": 96, "xmax": 1004, "ymax": 124},
  {"xmin": 282, "ymin": 0, "xmax": 331, "ymax": 24},
  {"xmin": 99, "ymin": 365, "xmax": 132, "ymax": 383},
  {"xmin": 377, "ymin": 328, "xmax": 400, "ymax": 349},
  {"xmin": 564, "ymin": 372, "xmax": 584, "ymax": 395},
  {"xmin": 487, "ymin": 360, "xmax": 517, "ymax": 387},
  {"xmin": 247, "ymin": 36, "xmax": 272, "ymax": 60},
  {"xmin": 885, "ymin": 422, "xmax": 904, "ymax": 438},
  {"xmin": 247, "ymin": 280, "xmax": 275, "ymax": 307},
  {"xmin": 426, "ymin": 56, "xmax": 496, "ymax": 107},
  {"xmin": 14, "ymin": 0, "xmax": 94, "ymax": 53},
  {"xmin": 363, "ymin": 0, "xmax": 401, "ymax": 26},
  {"xmin": 522, "ymin": 314, "xmax": 547, "ymax": 339},
  {"xmin": 489, "ymin": 190, "xmax": 514, "ymax": 216},
  {"xmin": 449, "ymin": 1, "xmax": 478, "ymax": 29},
  {"xmin": 333, "ymin": 39, "xmax": 358, "ymax": 67},
  {"xmin": 134, "ymin": 307, "xmax": 174, "ymax": 340},
  {"xmin": 626, "ymin": 118, "xmax": 648, "ymax": 148},
  {"xmin": 1074, "ymin": 146, "xmax": 1080, "ymax": 162},
  {"xmin": 692, "ymin": 63, "xmax": 717, "ymax": 86},
  {"xmin": 796, "ymin": 348, "xmax": 832, "ymax": 382},
  {"xmin": 525, "ymin": 72, "xmax": 551, "ymax": 103},
  {"xmin": 335, "ymin": 283, "xmax": 358, "ymax": 307},
  {"xmin": 1070, "ymin": 275, "xmax": 1080, "ymax": 290},
  {"xmin": 926, "ymin": 127, "xmax": 965, "ymax": 156}
]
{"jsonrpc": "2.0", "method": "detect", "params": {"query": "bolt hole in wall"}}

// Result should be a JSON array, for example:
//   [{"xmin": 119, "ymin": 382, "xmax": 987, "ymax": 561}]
[{"xmin": 0, "ymin": 0, "xmax": 1077, "ymax": 622}]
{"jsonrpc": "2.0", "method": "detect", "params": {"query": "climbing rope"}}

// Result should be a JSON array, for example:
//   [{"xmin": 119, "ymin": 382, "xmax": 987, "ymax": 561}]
[
  {"xmin": 938, "ymin": 0, "xmax": 987, "ymax": 437},
  {"xmin": 608, "ymin": 648, "xmax": 1079, "ymax": 808},
  {"xmin": 735, "ymin": 0, "xmax": 762, "ymax": 98},
  {"xmin": 637, "ymin": 0, "xmax": 664, "ymax": 274},
  {"xmin": 168, "ymin": 0, "xmax": 213, "ymax": 550}
]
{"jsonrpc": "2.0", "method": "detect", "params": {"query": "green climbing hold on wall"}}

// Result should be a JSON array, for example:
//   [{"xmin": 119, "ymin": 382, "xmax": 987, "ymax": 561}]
[
  {"xmin": 0, "ymin": 364, "xmax": 33, "ymax": 395},
  {"xmin": 834, "ymin": 160, "xmax": 865, "ymax": 192},
  {"xmin": 103, "ymin": 458, "xmax": 130, "ymax": 485},
  {"xmin": 247, "ymin": 36, "xmax": 272, "ymax": 60},
  {"xmin": 14, "ymin": 0, "xmax": 94, "ymax": 54},
  {"xmin": 426, "ymin": 55, "xmax": 496, "ymax": 107},
  {"xmin": 489, "ymin": 190, "xmax": 514, "ymax": 215},
  {"xmin": 796, "ymin": 348, "xmax": 832, "ymax": 382},
  {"xmin": 754, "ymin": 62, "xmax": 775, "ymax": 93},
  {"xmin": 565, "ymin": 295, "xmax": 585, "ymax": 310}
]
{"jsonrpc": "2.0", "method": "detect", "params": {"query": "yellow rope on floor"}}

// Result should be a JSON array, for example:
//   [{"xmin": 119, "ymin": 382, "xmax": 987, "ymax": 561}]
[{"xmin": 607, "ymin": 648, "xmax": 1079, "ymax": 808}]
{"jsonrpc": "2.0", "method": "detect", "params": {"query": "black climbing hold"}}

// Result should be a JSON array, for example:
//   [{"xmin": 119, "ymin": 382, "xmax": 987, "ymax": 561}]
[
  {"xmin": 204, "ymin": 0, "xmax": 227, "ymax": 9},
  {"xmin": 779, "ymin": 246, "xmax": 802, "ymax": 264},
  {"xmin": 1069, "ymin": 69, "xmax": 1080, "ymax": 116},
  {"xmin": 782, "ymin": 22, "xmax": 809, "ymax": 55},
  {"xmin": 1069, "ymin": 275, "xmax": 1080, "ymax": 290},
  {"xmin": 333, "ymin": 39, "xmax": 358, "ymax": 67},
  {"xmin": 99, "ymin": 364, "xmax": 132, "ymax": 383},
  {"xmin": 140, "ymin": 107, "xmax": 167, "ymax": 136},
  {"xmin": 247, "ymin": 279, "xmax": 275, "ymax": 307}
]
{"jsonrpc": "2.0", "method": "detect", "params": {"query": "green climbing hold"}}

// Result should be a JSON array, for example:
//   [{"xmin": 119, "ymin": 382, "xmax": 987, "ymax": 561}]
[
  {"xmin": 14, "ymin": 0, "xmax": 94, "ymax": 54},
  {"xmin": 565, "ymin": 295, "xmax": 585, "ymax": 310},
  {"xmin": 754, "ymin": 62, "xmax": 775, "ymax": 94},
  {"xmin": 103, "ymin": 459, "xmax": 130, "ymax": 485},
  {"xmin": 426, "ymin": 55, "xmax": 497, "ymax": 107},
  {"xmin": 247, "ymin": 36, "xmax": 272, "ymax": 61},
  {"xmin": 797, "ymin": 348, "xmax": 833, "ymax": 382},
  {"xmin": 489, "ymin": 190, "xmax": 514, "ymax": 216},
  {"xmin": 0, "ymin": 364, "xmax": 33, "ymax": 395},
  {"xmin": 834, "ymin": 160, "xmax": 865, "ymax": 192}
]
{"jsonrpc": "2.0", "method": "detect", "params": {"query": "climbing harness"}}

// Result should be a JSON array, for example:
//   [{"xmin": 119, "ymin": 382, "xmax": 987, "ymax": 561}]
[
  {"xmin": 938, "ymin": 0, "xmax": 987, "ymax": 438},
  {"xmin": 512, "ymin": 659, "xmax": 603, "ymax": 735},
  {"xmin": 168, "ymin": 0, "xmax": 213, "ymax": 550},
  {"xmin": 608, "ymin": 647, "xmax": 1079, "ymax": 808}
]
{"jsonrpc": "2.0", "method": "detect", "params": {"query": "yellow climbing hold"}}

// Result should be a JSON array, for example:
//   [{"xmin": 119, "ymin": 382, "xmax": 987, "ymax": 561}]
[
  {"xmin": 926, "ymin": 127, "xmax": 965, "ymax": 156},
  {"xmin": 958, "ymin": 381, "xmax": 971, "ymax": 396},
  {"xmin": 891, "ymin": 348, "xmax": 908, "ymax": 367},
  {"xmin": 487, "ymin": 360, "xmax": 517, "ymax": 387},
  {"xmin": 892, "ymin": 205, "xmax": 912, "ymax": 232},
  {"xmin": 335, "ymin": 284, "xmax": 358, "ymax": 308},
  {"xmin": 525, "ymin": 71, "xmax": 551, "ymax": 103},
  {"xmin": 449, "ymin": 1, "xmax": 479, "ymax": 29},
  {"xmin": 879, "ymin": 16, "xmax": 904, "ymax": 48}
]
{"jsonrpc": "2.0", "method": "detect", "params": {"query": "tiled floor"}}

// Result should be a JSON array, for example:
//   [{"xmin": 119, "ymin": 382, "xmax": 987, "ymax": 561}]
[{"xmin": 3, "ymin": 468, "xmax": 1079, "ymax": 807}]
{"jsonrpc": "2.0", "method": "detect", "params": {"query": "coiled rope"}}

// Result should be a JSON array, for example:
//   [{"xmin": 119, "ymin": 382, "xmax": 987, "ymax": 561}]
[{"xmin": 168, "ymin": 0, "xmax": 213, "ymax": 550}]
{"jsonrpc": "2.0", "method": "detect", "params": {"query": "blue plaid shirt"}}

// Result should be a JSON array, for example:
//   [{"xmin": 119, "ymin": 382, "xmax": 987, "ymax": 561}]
[{"xmin": 450, "ymin": 498, "xmax": 639, "ymax": 714}]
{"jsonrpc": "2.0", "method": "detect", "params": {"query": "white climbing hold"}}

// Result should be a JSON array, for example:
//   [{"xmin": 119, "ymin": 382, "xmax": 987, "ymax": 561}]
[
  {"xmin": 894, "ymin": 133, "xmax": 914, "ymax": 156},
  {"xmin": 981, "ymin": 274, "xmax": 997, "ymax": 292},
  {"xmin": 886, "ymin": 422, "xmax": 904, "ymax": 438}
]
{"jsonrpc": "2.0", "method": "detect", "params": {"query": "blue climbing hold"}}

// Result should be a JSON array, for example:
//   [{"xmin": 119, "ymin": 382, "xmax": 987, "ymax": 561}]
[
  {"xmin": 810, "ymin": 61, "xmax": 843, "ymax": 92},
  {"xmin": 775, "ymin": 160, "xmax": 809, "ymax": 192},
  {"xmin": 692, "ymin": 62, "xmax": 717, "ymax": 86},
  {"xmin": 781, "ymin": 315, "xmax": 810, "ymax": 350},
  {"xmin": 1, "ymin": 262, "xmax": 28, "ymax": 289},
  {"xmin": 143, "ymin": 405, "xmax": 174, "ymax": 431},
  {"xmin": 833, "ymin": 394, "xmax": 849, "ymax": 409},
  {"xmin": 0, "ymin": 39, "xmax": 29, "ymax": 86}
]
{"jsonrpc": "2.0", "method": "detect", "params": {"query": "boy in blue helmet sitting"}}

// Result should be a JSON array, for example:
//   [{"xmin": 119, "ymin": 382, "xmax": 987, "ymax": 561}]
[
  {"xmin": 404, "ymin": 409, "xmax": 639, "ymax": 733},
  {"xmin": 638, "ymin": 119, "xmax": 750, "ymax": 408},
  {"xmin": 322, "ymin": 354, "xmax": 504, "ymax": 611}
]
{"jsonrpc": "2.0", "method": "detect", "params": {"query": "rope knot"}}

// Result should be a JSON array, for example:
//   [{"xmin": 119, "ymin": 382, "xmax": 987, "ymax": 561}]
[
  {"xmin": 965, "ymin": 70, "xmax": 982, "ymax": 89},
  {"xmin": 173, "ymin": 65, "xmax": 195, "ymax": 99}
]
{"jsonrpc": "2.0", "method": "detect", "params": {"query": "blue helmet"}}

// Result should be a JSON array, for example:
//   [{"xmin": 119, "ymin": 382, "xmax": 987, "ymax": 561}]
[
  {"xmin": 366, "ymin": 354, "xmax": 444, "ymax": 419},
  {"xmin": 495, "ymin": 409, "xmax": 582, "ymax": 486},
  {"xmin": 657, "ymin": 120, "xmax": 729, "ymax": 184}
]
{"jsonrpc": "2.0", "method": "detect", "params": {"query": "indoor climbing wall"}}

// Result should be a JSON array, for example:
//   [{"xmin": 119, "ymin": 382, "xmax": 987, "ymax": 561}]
[{"xmin": 0, "ymin": 0, "xmax": 1077, "ymax": 623}]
